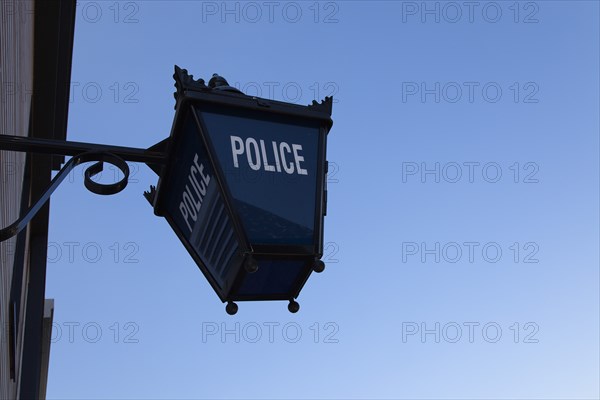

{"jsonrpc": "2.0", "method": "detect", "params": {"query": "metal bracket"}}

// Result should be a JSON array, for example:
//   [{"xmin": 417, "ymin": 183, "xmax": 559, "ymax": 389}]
[{"xmin": 0, "ymin": 135, "xmax": 169, "ymax": 242}]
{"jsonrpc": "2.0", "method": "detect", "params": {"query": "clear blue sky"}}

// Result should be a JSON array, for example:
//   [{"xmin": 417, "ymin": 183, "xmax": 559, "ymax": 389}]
[{"xmin": 45, "ymin": 1, "xmax": 599, "ymax": 399}]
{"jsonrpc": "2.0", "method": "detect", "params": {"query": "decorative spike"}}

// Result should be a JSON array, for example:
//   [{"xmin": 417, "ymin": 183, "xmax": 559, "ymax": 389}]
[
  {"xmin": 143, "ymin": 185, "xmax": 157, "ymax": 206},
  {"xmin": 173, "ymin": 65, "xmax": 209, "ymax": 109},
  {"xmin": 308, "ymin": 96, "xmax": 333, "ymax": 115}
]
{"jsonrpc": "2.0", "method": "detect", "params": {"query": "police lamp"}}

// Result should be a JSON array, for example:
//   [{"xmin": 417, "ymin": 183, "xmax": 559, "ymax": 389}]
[{"xmin": 145, "ymin": 66, "xmax": 334, "ymax": 315}]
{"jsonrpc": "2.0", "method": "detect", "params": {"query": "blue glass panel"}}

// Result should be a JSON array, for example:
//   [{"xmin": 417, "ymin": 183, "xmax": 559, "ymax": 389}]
[
  {"xmin": 235, "ymin": 259, "xmax": 307, "ymax": 296},
  {"xmin": 198, "ymin": 106, "xmax": 320, "ymax": 246},
  {"xmin": 162, "ymin": 111, "xmax": 240, "ymax": 289}
]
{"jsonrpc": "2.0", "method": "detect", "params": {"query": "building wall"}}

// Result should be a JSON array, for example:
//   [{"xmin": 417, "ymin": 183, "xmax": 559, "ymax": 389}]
[
  {"xmin": 0, "ymin": 1, "xmax": 35, "ymax": 399},
  {"xmin": 1, "ymin": 2, "xmax": 76, "ymax": 398}
]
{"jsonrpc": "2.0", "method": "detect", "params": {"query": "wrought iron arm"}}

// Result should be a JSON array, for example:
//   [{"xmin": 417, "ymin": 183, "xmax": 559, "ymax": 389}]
[
  {"xmin": 0, "ymin": 135, "xmax": 167, "ymax": 164},
  {"xmin": 0, "ymin": 134, "xmax": 170, "ymax": 242},
  {"xmin": 0, "ymin": 152, "xmax": 131, "ymax": 242}
]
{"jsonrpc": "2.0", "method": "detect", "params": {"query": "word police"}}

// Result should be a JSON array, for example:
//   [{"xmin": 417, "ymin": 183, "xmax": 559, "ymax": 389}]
[
  {"xmin": 230, "ymin": 135, "xmax": 308, "ymax": 175},
  {"xmin": 179, "ymin": 154, "xmax": 211, "ymax": 233}
]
